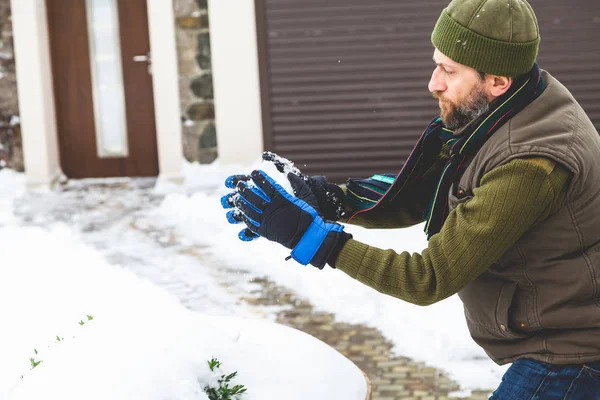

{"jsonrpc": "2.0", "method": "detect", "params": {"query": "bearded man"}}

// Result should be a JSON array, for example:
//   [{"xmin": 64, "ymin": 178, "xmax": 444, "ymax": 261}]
[{"xmin": 222, "ymin": 0, "xmax": 600, "ymax": 396}]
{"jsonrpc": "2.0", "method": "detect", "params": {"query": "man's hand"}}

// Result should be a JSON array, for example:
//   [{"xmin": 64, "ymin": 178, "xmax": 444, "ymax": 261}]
[
  {"xmin": 261, "ymin": 152, "xmax": 346, "ymax": 221},
  {"xmin": 234, "ymin": 170, "xmax": 351, "ymax": 269}
]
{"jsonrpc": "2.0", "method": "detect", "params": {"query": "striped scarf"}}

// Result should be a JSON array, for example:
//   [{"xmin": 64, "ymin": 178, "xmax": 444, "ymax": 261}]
[{"xmin": 346, "ymin": 64, "xmax": 545, "ymax": 239}]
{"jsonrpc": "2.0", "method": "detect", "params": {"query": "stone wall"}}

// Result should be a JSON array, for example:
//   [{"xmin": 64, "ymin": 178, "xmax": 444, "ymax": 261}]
[
  {"xmin": 0, "ymin": 0, "xmax": 21, "ymax": 171},
  {"xmin": 173, "ymin": 0, "xmax": 217, "ymax": 164}
]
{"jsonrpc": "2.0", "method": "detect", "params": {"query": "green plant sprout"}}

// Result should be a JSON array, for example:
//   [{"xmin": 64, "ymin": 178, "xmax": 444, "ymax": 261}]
[
  {"xmin": 204, "ymin": 358, "xmax": 247, "ymax": 400},
  {"xmin": 29, "ymin": 357, "xmax": 42, "ymax": 369}
]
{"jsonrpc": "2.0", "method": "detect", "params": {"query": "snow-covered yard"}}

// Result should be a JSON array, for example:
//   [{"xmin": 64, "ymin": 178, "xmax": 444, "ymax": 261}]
[
  {"xmin": 0, "ymin": 224, "xmax": 365, "ymax": 399},
  {"xmin": 0, "ymin": 160, "xmax": 507, "ymax": 399},
  {"xmin": 0, "ymin": 168, "xmax": 367, "ymax": 400}
]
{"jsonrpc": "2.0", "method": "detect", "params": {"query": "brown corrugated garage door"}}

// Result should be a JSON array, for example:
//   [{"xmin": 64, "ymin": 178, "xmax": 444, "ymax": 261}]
[{"xmin": 255, "ymin": 0, "xmax": 600, "ymax": 183}]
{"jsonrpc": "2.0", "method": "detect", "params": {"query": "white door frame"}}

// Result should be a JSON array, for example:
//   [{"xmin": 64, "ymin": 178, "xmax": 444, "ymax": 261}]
[{"xmin": 11, "ymin": 0, "xmax": 184, "ymax": 189}]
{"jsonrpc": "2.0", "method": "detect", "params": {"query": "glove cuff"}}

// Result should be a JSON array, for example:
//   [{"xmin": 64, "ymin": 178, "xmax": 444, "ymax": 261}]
[
  {"xmin": 311, "ymin": 230, "xmax": 352, "ymax": 270},
  {"xmin": 324, "ymin": 231, "xmax": 352, "ymax": 268}
]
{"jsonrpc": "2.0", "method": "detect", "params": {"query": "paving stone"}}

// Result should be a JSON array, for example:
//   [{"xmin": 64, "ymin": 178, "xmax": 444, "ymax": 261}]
[
  {"xmin": 383, "ymin": 372, "xmax": 408, "ymax": 379},
  {"xmin": 380, "ymin": 391, "xmax": 411, "ymax": 397},
  {"xmin": 393, "ymin": 366, "xmax": 415, "ymax": 373},
  {"xmin": 370, "ymin": 379, "xmax": 392, "ymax": 385},
  {"xmin": 412, "ymin": 372, "xmax": 438, "ymax": 378},
  {"xmin": 378, "ymin": 360, "xmax": 410, "ymax": 368},
  {"xmin": 412, "ymin": 390, "xmax": 433, "ymax": 396}
]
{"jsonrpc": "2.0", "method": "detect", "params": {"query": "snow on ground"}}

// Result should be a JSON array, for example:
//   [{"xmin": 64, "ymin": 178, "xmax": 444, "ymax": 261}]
[
  {"xmin": 0, "ymin": 169, "xmax": 366, "ymax": 400},
  {"xmin": 0, "ymin": 158, "xmax": 509, "ymax": 398},
  {"xmin": 0, "ymin": 168, "xmax": 25, "ymax": 225},
  {"xmin": 162, "ymin": 159, "xmax": 509, "ymax": 390}
]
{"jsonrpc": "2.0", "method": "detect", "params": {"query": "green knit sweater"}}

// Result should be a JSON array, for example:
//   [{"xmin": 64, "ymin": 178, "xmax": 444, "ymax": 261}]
[{"xmin": 335, "ymin": 158, "xmax": 570, "ymax": 306}]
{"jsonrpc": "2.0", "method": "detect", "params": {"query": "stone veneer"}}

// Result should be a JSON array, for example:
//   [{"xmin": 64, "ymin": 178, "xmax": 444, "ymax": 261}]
[
  {"xmin": 0, "ymin": 0, "xmax": 21, "ymax": 171},
  {"xmin": 173, "ymin": 0, "xmax": 217, "ymax": 164}
]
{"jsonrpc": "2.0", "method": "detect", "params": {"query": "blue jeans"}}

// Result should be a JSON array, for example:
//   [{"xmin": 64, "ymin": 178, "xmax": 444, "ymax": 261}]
[{"xmin": 490, "ymin": 359, "xmax": 600, "ymax": 399}]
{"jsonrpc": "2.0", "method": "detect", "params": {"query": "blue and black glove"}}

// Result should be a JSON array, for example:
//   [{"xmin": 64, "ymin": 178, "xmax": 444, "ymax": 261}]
[
  {"xmin": 262, "ymin": 152, "xmax": 346, "ymax": 221},
  {"xmin": 235, "ymin": 170, "xmax": 351, "ymax": 269}
]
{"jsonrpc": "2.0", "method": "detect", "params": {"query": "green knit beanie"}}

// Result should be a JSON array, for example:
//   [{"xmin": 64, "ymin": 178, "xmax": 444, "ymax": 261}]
[{"xmin": 431, "ymin": 0, "xmax": 540, "ymax": 77}]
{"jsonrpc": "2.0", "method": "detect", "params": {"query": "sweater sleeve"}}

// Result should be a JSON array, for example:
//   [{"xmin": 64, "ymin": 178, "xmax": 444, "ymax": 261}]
[{"xmin": 333, "ymin": 158, "xmax": 570, "ymax": 306}]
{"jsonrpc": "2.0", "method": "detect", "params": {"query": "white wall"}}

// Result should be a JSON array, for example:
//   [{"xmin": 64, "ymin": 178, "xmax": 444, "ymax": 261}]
[
  {"xmin": 208, "ymin": 0, "xmax": 264, "ymax": 165},
  {"xmin": 147, "ymin": 0, "xmax": 185, "ymax": 184},
  {"xmin": 11, "ymin": 0, "xmax": 62, "ymax": 189}
]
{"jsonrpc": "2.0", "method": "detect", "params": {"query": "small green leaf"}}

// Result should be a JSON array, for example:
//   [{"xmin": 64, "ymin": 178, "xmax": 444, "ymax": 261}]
[
  {"xmin": 231, "ymin": 384, "xmax": 246, "ymax": 393},
  {"xmin": 207, "ymin": 357, "xmax": 221, "ymax": 371},
  {"xmin": 87, "ymin": 315, "xmax": 94, "ymax": 321},
  {"xmin": 225, "ymin": 372, "xmax": 237, "ymax": 381},
  {"xmin": 33, "ymin": 349, "xmax": 38, "ymax": 355},
  {"xmin": 29, "ymin": 358, "xmax": 42, "ymax": 369},
  {"xmin": 78, "ymin": 320, "xmax": 85, "ymax": 326}
]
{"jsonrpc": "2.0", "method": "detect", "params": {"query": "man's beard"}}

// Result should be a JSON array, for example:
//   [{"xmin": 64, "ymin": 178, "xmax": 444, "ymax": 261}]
[{"xmin": 434, "ymin": 85, "xmax": 490, "ymax": 131}]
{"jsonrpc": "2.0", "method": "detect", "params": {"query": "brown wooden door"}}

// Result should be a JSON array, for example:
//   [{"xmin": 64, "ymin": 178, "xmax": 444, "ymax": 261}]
[{"xmin": 47, "ymin": 0, "xmax": 159, "ymax": 178}]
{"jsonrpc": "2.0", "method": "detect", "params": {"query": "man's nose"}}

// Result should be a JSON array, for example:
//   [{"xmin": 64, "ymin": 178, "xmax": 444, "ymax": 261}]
[{"xmin": 428, "ymin": 67, "xmax": 446, "ymax": 93}]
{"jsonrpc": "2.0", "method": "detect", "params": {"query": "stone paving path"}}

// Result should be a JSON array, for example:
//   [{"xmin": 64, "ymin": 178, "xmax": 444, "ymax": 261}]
[
  {"xmin": 238, "ymin": 277, "xmax": 492, "ymax": 400},
  {"xmin": 14, "ymin": 180, "xmax": 494, "ymax": 400}
]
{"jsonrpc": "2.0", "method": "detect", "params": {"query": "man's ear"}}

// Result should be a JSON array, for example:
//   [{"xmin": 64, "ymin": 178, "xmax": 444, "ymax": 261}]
[{"xmin": 487, "ymin": 75, "xmax": 512, "ymax": 99}]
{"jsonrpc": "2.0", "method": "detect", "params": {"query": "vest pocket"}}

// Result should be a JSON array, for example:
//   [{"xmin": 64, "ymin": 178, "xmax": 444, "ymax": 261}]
[
  {"xmin": 495, "ymin": 282, "xmax": 529, "ymax": 339},
  {"xmin": 460, "ymin": 277, "xmax": 529, "ymax": 340}
]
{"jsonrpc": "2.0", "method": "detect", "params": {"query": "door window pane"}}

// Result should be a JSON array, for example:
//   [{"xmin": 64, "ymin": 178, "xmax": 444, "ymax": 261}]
[{"xmin": 86, "ymin": 0, "xmax": 128, "ymax": 157}]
